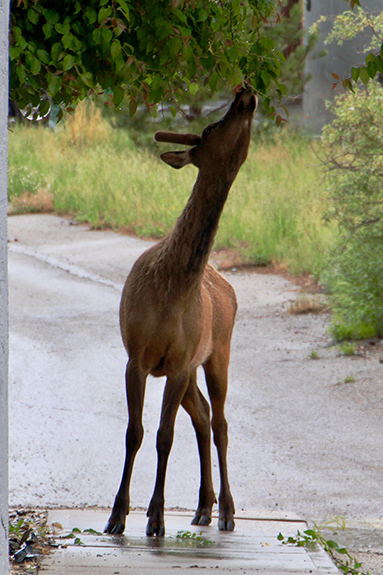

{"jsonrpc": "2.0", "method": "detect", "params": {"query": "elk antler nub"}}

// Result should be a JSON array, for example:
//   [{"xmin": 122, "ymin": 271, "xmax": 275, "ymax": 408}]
[{"xmin": 155, "ymin": 131, "xmax": 201, "ymax": 146}]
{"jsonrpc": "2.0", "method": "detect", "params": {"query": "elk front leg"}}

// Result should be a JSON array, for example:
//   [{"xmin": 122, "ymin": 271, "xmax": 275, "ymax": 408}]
[
  {"xmin": 181, "ymin": 369, "xmax": 216, "ymax": 527},
  {"xmin": 146, "ymin": 370, "xmax": 190, "ymax": 537},
  {"xmin": 104, "ymin": 360, "xmax": 146, "ymax": 535}
]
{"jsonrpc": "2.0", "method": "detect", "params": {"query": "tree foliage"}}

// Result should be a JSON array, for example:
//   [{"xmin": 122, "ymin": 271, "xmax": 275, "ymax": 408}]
[
  {"xmin": 262, "ymin": 0, "xmax": 318, "ymax": 98},
  {"xmin": 10, "ymin": 0, "xmax": 287, "ymax": 117},
  {"xmin": 322, "ymin": 82, "xmax": 383, "ymax": 239}
]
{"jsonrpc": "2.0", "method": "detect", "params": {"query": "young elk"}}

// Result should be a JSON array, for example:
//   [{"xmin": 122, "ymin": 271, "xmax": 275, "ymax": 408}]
[{"xmin": 105, "ymin": 88, "xmax": 257, "ymax": 537}]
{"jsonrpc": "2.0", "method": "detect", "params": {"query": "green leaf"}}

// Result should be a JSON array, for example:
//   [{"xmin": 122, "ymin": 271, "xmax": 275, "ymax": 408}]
[
  {"xmin": 16, "ymin": 66, "xmax": 26, "ymax": 85},
  {"xmin": 39, "ymin": 100, "xmax": 50, "ymax": 116},
  {"xmin": 116, "ymin": 0, "xmax": 130, "ymax": 19},
  {"xmin": 83, "ymin": 528, "xmax": 103, "ymax": 535},
  {"xmin": 85, "ymin": 9, "xmax": 97, "ymax": 25},
  {"xmin": 27, "ymin": 42, "xmax": 37, "ymax": 55},
  {"xmin": 365, "ymin": 53, "xmax": 375, "ymax": 64},
  {"xmin": 367, "ymin": 60, "xmax": 377, "ymax": 79},
  {"xmin": 113, "ymin": 86, "xmax": 125, "ymax": 107},
  {"xmin": 351, "ymin": 67, "xmax": 360, "ymax": 82},
  {"xmin": 169, "ymin": 106, "xmax": 177, "ymax": 117},
  {"xmin": 62, "ymin": 34, "xmax": 75, "ymax": 50},
  {"xmin": 360, "ymin": 66, "xmax": 370, "ymax": 85},
  {"xmin": 29, "ymin": 57, "xmax": 41, "ymax": 75},
  {"xmin": 55, "ymin": 22, "xmax": 70, "ymax": 36},
  {"xmin": 62, "ymin": 54, "xmax": 75, "ymax": 71},
  {"xmin": 37, "ymin": 49, "xmax": 50, "ymax": 64},
  {"xmin": 51, "ymin": 43, "xmax": 62, "ymax": 63},
  {"xmin": 129, "ymin": 98, "xmax": 137, "ymax": 117},
  {"xmin": 13, "ymin": 26, "xmax": 28, "ymax": 51},
  {"xmin": 114, "ymin": 57, "xmax": 125, "ymax": 72},
  {"xmin": 261, "ymin": 70, "xmax": 271, "ymax": 89},
  {"xmin": 73, "ymin": 537, "xmax": 84, "ymax": 545},
  {"xmin": 102, "ymin": 28, "xmax": 113, "ymax": 44},
  {"xmin": 10, "ymin": 45, "xmax": 21, "ymax": 60},
  {"xmin": 209, "ymin": 72, "xmax": 219, "ymax": 92},
  {"xmin": 42, "ymin": 22, "xmax": 53, "ymax": 39},
  {"xmin": 27, "ymin": 8, "xmax": 39, "ymax": 25},
  {"xmin": 375, "ymin": 57, "xmax": 383, "ymax": 73},
  {"xmin": 43, "ymin": 9, "xmax": 59, "ymax": 25},
  {"xmin": 325, "ymin": 540, "xmax": 339, "ymax": 549},
  {"xmin": 226, "ymin": 47, "xmax": 239, "ymax": 60},
  {"xmin": 111, "ymin": 40, "xmax": 122, "ymax": 60},
  {"xmin": 280, "ymin": 104, "xmax": 289, "ymax": 118},
  {"xmin": 98, "ymin": 6, "xmax": 112, "ymax": 23},
  {"xmin": 92, "ymin": 28, "xmax": 102, "ymax": 44},
  {"xmin": 80, "ymin": 72, "xmax": 93, "ymax": 87},
  {"xmin": 189, "ymin": 83, "xmax": 199, "ymax": 96},
  {"xmin": 48, "ymin": 74, "xmax": 62, "ymax": 96},
  {"xmin": 114, "ymin": 23, "xmax": 124, "ymax": 37}
]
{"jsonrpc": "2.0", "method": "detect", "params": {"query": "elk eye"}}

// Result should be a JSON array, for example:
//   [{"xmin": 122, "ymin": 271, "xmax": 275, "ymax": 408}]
[{"xmin": 203, "ymin": 126, "xmax": 212, "ymax": 137}]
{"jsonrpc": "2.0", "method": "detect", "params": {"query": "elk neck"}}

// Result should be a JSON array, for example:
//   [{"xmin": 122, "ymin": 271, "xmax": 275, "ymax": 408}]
[{"xmin": 153, "ymin": 166, "xmax": 235, "ymax": 298}]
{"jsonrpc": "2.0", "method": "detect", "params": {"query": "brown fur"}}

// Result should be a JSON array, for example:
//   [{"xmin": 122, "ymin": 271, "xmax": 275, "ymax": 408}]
[{"xmin": 105, "ymin": 89, "xmax": 257, "ymax": 536}]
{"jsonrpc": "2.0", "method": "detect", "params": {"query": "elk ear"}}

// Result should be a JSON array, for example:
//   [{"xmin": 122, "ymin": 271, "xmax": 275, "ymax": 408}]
[{"xmin": 160, "ymin": 150, "xmax": 192, "ymax": 170}]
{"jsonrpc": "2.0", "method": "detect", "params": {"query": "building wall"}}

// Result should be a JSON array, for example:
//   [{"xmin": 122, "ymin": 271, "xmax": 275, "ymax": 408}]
[
  {"xmin": 0, "ymin": 0, "xmax": 9, "ymax": 573},
  {"xmin": 304, "ymin": 0, "xmax": 382, "ymax": 133}
]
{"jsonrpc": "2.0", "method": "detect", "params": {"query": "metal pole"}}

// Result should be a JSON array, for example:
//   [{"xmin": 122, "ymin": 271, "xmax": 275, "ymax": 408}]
[{"xmin": 0, "ymin": 0, "xmax": 9, "ymax": 572}]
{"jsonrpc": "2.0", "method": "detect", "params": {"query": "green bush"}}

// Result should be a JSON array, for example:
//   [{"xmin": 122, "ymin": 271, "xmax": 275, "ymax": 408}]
[
  {"xmin": 8, "ymin": 165, "xmax": 46, "ymax": 198},
  {"xmin": 321, "ymin": 82, "xmax": 383, "ymax": 340},
  {"xmin": 323, "ymin": 241, "xmax": 383, "ymax": 340}
]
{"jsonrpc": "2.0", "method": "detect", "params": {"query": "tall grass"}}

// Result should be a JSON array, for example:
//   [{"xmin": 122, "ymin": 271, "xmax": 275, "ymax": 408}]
[
  {"xmin": 218, "ymin": 134, "xmax": 335, "ymax": 274},
  {"xmin": 7, "ymin": 104, "xmax": 336, "ymax": 275}
]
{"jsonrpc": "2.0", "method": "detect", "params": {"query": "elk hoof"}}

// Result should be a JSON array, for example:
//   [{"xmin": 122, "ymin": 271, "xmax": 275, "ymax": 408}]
[
  {"xmin": 104, "ymin": 521, "xmax": 125, "ymax": 535},
  {"xmin": 191, "ymin": 510, "xmax": 212, "ymax": 526},
  {"xmin": 218, "ymin": 518, "xmax": 235, "ymax": 532},
  {"xmin": 146, "ymin": 519, "xmax": 165, "ymax": 537},
  {"xmin": 198, "ymin": 515, "xmax": 212, "ymax": 526}
]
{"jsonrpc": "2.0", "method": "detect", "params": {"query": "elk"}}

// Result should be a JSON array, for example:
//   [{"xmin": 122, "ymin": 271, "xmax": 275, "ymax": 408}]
[{"xmin": 104, "ymin": 88, "xmax": 257, "ymax": 537}]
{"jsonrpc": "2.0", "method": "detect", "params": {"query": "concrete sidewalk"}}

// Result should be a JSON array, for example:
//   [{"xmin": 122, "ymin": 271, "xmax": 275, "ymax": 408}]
[{"xmin": 41, "ymin": 509, "xmax": 339, "ymax": 574}]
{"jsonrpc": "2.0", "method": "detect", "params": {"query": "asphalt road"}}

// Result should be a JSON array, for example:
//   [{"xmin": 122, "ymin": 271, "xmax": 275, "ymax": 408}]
[{"xmin": 8, "ymin": 214, "xmax": 383, "ymax": 529}]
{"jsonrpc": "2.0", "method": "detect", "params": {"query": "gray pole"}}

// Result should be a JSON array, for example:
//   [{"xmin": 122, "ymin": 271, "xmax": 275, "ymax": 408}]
[
  {"xmin": 304, "ymin": 0, "xmax": 383, "ymax": 133},
  {"xmin": 0, "ymin": 0, "xmax": 9, "ymax": 573}
]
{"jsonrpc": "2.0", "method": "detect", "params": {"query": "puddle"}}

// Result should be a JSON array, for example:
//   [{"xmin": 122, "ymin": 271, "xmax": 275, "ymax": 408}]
[{"xmin": 327, "ymin": 527, "xmax": 383, "ymax": 550}]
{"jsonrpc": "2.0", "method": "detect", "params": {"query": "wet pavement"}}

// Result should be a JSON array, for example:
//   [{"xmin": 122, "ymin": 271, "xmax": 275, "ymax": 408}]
[
  {"xmin": 42, "ymin": 509, "xmax": 339, "ymax": 574},
  {"xmin": 7, "ymin": 213, "xmax": 383, "ymax": 572}
]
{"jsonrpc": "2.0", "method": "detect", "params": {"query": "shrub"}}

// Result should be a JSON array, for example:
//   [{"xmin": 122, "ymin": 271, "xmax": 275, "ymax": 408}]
[{"xmin": 321, "ymin": 82, "xmax": 383, "ymax": 340}]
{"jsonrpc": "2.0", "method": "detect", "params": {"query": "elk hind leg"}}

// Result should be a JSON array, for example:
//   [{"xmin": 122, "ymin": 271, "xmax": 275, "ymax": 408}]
[
  {"xmin": 181, "ymin": 369, "xmax": 216, "ymax": 527},
  {"xmin": 203, "ymin": 355, "xmax": 235, "ymax": 531}
]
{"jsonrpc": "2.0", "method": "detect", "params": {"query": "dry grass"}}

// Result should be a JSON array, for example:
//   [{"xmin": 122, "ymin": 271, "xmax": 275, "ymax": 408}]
[
  {"xmin": 8, "ymin": 188, "xmax": 54, "ymax": 215},
  {"xmin": 62, "ymin": 100, "xmax": 109, "ymax": 147},
  {"xmin": 287, "ymin": 293, "xmax": 328, "ymax": 315}
]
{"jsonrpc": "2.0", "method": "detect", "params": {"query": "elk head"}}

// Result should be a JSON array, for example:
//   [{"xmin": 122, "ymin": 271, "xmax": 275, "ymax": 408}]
[{"xmin": 155, "ymin": 88, "xmax": 257, "ymax": 178}]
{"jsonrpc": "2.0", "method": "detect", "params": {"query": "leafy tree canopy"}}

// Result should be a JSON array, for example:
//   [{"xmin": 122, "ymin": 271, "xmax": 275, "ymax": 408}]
[{"xmin": 10, "ymin": 0, "xmax": 288, "ymax": 119}]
